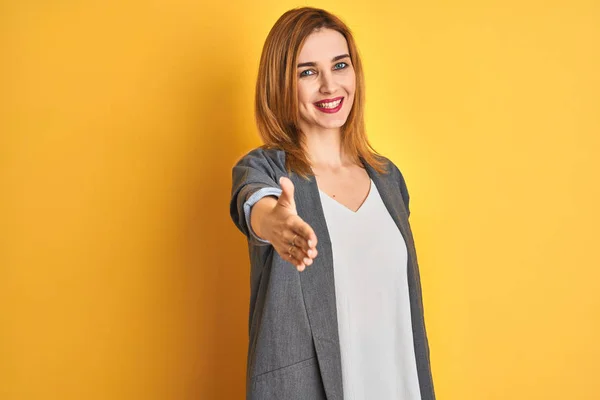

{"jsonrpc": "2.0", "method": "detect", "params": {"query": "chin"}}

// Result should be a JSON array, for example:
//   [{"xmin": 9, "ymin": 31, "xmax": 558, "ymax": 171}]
[{"xmin": 321, "ymin": 118, "xmax": 349, "ymax": 129}]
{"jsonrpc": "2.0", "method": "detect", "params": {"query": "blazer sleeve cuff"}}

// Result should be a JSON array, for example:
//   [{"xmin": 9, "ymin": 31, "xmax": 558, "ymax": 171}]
[{"xmin": 243, "ymin": 187, "xmax": 283, "ymax": 245}]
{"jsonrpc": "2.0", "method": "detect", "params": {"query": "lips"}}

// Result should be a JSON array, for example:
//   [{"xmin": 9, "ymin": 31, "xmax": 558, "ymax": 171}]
[{"xmin": 314, "ymin": 96, "xmax": 344, "ymax": 114}]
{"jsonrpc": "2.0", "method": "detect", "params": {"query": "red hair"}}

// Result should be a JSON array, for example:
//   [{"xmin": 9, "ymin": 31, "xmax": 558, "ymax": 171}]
[{"xmin": 255, "ymin": 7, "xmax": 388, "ymax": 179}]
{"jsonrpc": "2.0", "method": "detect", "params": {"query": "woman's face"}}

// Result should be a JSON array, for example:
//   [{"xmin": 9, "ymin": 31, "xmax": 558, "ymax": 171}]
[{"xmin": 296, "ymin": 28, "xmax": 356, "ymax": 135}]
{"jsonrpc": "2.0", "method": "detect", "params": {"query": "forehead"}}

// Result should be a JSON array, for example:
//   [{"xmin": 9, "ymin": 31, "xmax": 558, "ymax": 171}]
[{"xmin": 297, "ymin": 28, "xmax": 349, "ymax": 62}]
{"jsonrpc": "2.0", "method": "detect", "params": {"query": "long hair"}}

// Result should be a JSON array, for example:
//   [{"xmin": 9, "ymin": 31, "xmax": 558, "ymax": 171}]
[{"xmin": 255, "ymin": 7, "xmax": 388, "ymax": 179}]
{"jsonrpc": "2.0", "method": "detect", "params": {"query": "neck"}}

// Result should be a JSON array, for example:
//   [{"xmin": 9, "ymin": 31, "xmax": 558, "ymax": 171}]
[{"xmin": 301, "ymin": 126, "xmax": 351, "ymax": 170}]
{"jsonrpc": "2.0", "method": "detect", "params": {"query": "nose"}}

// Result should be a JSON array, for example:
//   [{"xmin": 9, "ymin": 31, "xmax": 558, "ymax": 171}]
[{"xmin": 319, "ymin": 70, "xmax": 337, "ymax": 94}]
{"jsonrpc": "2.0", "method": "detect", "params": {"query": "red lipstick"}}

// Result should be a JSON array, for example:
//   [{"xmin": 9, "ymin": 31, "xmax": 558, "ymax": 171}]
[{"xmin": 313, "ymin": 96, "xmax": 344, "ymax": 114}]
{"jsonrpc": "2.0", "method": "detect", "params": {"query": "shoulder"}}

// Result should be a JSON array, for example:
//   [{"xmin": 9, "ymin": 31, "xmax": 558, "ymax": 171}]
[
  {"xmin": 367, "ymin": 153, "xmax": 410, "ymax": 206},
  {"xmin": 233, "ymin": 146, "xmax": 287, "ymax": 171},
  {"xmin": 367, "ymin": 153, "xmax": 403, "ymax": 180},
  {"xmin": 232, "ymin": 146, "xmax": 289, "ymax": 186}
]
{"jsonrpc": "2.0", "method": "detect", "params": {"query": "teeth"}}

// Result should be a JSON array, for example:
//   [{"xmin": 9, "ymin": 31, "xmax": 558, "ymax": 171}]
[{"xmin": 316, "ymin": 99, "xmax": 342, "ymax": 109}]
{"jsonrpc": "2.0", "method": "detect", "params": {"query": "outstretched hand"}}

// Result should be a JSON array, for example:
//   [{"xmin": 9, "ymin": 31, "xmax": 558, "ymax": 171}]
[{"xmin": 261, "ymin": 177, "xmax": 318, "ymax": 272}]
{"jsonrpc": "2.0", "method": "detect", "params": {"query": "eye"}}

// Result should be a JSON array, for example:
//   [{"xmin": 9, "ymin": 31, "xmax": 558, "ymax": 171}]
[
  {"xmin": 334, "ymin": 62, "xmax": 348, "ymax": 70},
  {"xmin": 299, "ymin": 69, "xmax": 315, "ymax": 77}
]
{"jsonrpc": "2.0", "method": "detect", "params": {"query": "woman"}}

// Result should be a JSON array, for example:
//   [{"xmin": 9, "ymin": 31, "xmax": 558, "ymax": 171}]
[{"xmin": 230, "ymin": 7, "xmax": 435, "ymax": 400}]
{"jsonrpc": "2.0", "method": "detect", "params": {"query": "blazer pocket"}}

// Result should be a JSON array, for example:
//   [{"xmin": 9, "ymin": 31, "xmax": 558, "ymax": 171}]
[
  {"xmin": 251, "ymin": 357, "xmax": 326, "ymax": 400},
  {"xmin": 253, "ymin": 357, "xmax": 317, "ymax": 382}
]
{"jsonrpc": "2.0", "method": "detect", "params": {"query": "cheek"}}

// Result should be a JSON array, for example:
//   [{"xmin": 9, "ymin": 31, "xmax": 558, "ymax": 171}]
[
  {"xmin": 297, "ymin": 82, "xmax": 313, "ymax": 105},
  {"xmin": 340, "ymin": 72, "xmax": 356, "ymax": 97},
  {"xmin": 347, "ymin": 72, "xmax": 357, "ymax": 94}
]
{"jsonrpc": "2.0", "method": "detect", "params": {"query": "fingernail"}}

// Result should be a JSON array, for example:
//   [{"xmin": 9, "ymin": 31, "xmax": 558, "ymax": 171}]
[
  {"xmin": 307, "ymin": 249, "xmax": 313, "ymax": 257},
  {"xmin": 304, "ymin": 257, "xmax": 311, "ymax": 265},
  {"xmin": 308, "ymin": 240, "xmax": 313, "ymax": 247},
  {"xmin": 298, "ymin": 264, "xmax": 305, "ymax": 272}
]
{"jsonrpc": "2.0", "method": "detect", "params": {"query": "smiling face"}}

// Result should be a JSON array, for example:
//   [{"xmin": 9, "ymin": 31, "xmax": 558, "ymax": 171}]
[{"xmin": 296, "ymin": 28, "xmax": 356, "ymax": 136}]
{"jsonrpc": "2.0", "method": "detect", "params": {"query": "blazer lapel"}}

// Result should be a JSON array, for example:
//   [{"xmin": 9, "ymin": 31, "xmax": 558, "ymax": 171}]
[
  {"xmin": 364, "ymin": 162, "xmax": 412, "ymax": 244},
  {"xmin": 290, "ymin": 172, "xmax": 344, "ymax": 400}
]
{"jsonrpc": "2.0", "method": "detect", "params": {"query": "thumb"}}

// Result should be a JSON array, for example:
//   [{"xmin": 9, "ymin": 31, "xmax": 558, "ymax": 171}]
[{"xmin": 278, "ymin": 176, "xmax": 297, "ymax": 212}]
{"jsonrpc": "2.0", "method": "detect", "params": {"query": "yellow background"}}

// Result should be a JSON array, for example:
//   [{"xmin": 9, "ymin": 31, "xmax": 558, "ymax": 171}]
[{"xmin": 2, "ymin": 1, "xmax": 599, "ymax": 399}]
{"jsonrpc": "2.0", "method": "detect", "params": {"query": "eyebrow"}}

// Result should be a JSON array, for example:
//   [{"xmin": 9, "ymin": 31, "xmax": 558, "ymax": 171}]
[{"xmin": 297, "ymin": 54, "xmax": 350, "ymax": 68}]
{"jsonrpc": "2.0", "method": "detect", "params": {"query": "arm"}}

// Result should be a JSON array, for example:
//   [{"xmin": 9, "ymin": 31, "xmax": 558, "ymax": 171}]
[
  {"xmin": 244, "ymin": 188, "xmax": 282, "ymax": 244},
  {"xmin": 248, "ymin": 194, "xmax": 279, "ymax": 241},
  {"xmin": 230, "ymin": 149, "xmax": 282, "ymax": 246},
  {"xmin": 230, "ymin": 149, "xmax": 318, "ymax": 270}
]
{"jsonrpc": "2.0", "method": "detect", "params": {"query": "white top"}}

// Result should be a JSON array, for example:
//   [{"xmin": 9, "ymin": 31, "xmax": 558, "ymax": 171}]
[{"xmin": 318, "ymin": 179, "xmax": 422, "ymax": 400}]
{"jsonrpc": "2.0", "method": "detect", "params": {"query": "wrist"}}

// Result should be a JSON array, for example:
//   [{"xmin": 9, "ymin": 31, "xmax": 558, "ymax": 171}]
[{"xmin": 251, "ymin": 196, "xmax": 278, "ymax": 241}]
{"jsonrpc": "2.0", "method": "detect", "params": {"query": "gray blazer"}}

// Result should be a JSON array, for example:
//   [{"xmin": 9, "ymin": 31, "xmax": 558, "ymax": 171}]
[{"xmin": 230, "ymin": 147, "xmax": 435, "ymax": 400}]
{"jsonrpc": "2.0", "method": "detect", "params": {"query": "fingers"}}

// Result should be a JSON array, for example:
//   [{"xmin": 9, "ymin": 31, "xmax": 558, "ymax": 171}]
[
  {"xmin": 284, "ymin": 230, "xmax": 318, "ymax": 263},
  {"xmin": 287, "ymin": 214, "xmax": 318, "ymax": 250},
  {"xmin": 269, "ymin": 179, "xmax": 318, "ymax": 272},
  {"xmin": 286, "ymin": 245, "xmax": 308, "ymax": 272},
  {"xmin": 277, "ymin": 215, "xmax": 319, "ymax": 272},
  {"xmin": 282, "ymin": 240, "xmax": 311, "ymax": 272}
]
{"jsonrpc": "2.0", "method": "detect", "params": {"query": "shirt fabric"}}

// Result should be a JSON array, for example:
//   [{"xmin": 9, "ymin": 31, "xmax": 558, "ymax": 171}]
[{"xmin": 318, "ymin": 179, "xmax": 422, "ymax": 400}]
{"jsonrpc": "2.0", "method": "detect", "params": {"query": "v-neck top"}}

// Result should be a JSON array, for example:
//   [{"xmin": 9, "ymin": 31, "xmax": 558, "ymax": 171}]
[{"xmin": 318, "ymin": 179, "xmax": 422, "ymax": 400}]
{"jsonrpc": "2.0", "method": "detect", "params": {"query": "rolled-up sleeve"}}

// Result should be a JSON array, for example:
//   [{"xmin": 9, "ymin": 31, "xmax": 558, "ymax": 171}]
[
  {"xmin": 243, "ymin": 187, "xmax": 282, "ymax": 244},
  {"xmin": 230, "ymin": 148, "xmax": 285, "ymax": 246}
]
